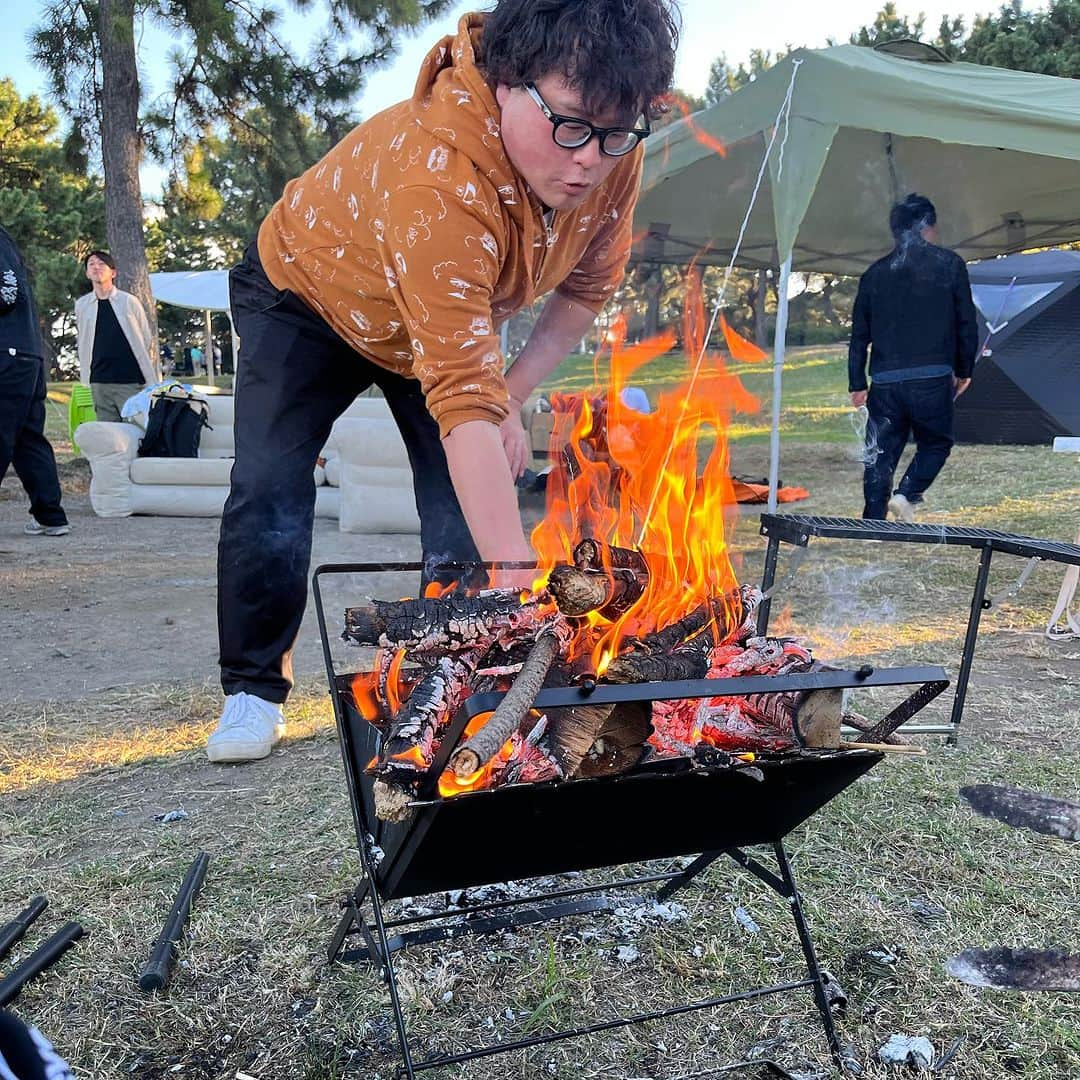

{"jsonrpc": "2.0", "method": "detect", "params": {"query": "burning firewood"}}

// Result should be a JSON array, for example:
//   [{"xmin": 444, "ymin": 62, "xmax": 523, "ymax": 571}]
[
  {"xmin": 449, "ymin": 631, "xmax": 563, "ymax": 781},
  {"xmin": 368, "ymin": 654, "xmax": 478, "ymax": 784},
  {"xmin": 547, "ymin": 540, "xmax": 651, "ymax": 618},
  {"xmin": 603, "ymin": 586, "xmax": 759, "ymax": 683},
  {"xmin": 342, "ymin": 590, "xmax": 548, "ymax": 656}
]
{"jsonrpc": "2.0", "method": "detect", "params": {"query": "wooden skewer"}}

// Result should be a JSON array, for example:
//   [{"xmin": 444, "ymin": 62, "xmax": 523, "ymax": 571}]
[{"xmin": 844, "ymin": 741, "xmax": 927, "ymax": 755}]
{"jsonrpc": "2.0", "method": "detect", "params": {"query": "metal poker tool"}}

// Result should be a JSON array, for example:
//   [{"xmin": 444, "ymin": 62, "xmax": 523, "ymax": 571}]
[
  {"xmin": 0, "ymin": 921, "xmax": 85, "ymax": 1008},
  {"xmin": 139, "ymin": 851, "xmax": 210, "ymax": 992},
  {"xmin": 0, "ymin": 895, "xmax": 48, "ymax": 964}
]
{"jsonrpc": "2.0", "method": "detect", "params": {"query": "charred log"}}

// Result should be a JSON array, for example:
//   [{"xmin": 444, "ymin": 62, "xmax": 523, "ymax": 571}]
[
  {"xmin": 573, "ymin": 538, "xmax": 649, "ymax": 576},
  {"xmin": 546, "ymin": 703, "xmax": 615, "ymax": 775},
  {"xmin": 450, "ymin": 632, "xmax": 562, "ymax": 779},
  {"xmin": 604, "ymin": 638, "xmax": 714, "ymax": 683},
  {"xmin": 372, "ymin": 779, "xmax": 414, "ymax": 824},
  {"xmin": 547, "ymin": 565, "xmax": 648, "ymax": 619},
  {"xmin": 343, "ymin": 590, "xmax": 549, "ymax": 655},
  {"xmin": 367, "ymin": 656, "xmax": 470, "ymax": 784},
  {"xmin": 576, "ymin": 702, "xmax": 652, "ymax": 778}
]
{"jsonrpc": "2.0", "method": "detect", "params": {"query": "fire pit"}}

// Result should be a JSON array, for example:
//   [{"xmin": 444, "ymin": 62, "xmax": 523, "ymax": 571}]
[
  {"xmin": 313, "ymin": 561, "xmax": 949, "ymax": 1079},
  {"xmin": 312, "ymin": 304, "xmax": 950, "ymax": 1076}
]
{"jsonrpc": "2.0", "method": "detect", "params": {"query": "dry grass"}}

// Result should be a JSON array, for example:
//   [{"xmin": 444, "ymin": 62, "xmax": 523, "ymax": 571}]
[{"xmin": 2, "ymin": 435, "xmax": 1079, "ymax": 1078}]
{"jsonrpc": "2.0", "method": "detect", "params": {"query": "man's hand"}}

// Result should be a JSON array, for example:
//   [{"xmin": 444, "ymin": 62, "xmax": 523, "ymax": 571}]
[
  {"xmin": 953, "ymin": 377, "xmax": 971, "ymax": 399},
  {"xmin": 500, "ymin": 408, "xmax": 530, "ymax": 480},
  {"xmin": 850, "ymin": 390, "xmax": 868, "ymax": 408}
]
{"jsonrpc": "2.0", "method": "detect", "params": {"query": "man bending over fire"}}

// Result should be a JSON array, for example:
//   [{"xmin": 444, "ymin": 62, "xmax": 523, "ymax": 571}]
[{"xmin": 208, "ymin": 0, "xmax": 680, "ymax": 762}]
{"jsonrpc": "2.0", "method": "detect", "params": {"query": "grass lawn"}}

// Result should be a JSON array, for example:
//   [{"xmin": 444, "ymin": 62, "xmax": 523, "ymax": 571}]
[{"xmin": 5, "ymin": 351, "xmax": 1078, "ymax": 1078}]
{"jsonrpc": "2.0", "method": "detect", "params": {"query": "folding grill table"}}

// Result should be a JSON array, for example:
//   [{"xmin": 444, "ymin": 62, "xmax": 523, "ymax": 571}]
[
  {"xmin": 313, "ymin": 562, "xmax": 950, "ymax": 1079},
  {"xmin": 756, "ymin": 514, "xmax": 1080, "ymax": 743}
]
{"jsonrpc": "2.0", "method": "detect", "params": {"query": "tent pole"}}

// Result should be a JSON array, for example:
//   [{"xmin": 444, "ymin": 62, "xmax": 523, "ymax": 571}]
[
  {"xmin": 204, "ymin": 309, "xmax": 215, "ymax": 387},
  {"xmin": 767, "ymin": 255, "xmax": 792, "ymax": 513}
]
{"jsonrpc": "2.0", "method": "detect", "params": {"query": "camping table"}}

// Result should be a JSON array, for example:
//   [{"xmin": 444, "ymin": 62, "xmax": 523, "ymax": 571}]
[{"xmin": 756, "ymin": 513, "xmax": 1080, "ymax": 744}]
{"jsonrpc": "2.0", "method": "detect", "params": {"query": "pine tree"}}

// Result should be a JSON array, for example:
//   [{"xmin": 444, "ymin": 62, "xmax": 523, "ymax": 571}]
[
  {"xmin": 0, "ymin": 79, "xmax": 105, "ymax": 374},
  {"xmin": 31, "ymin": 0, "xmax": 453, "ymax": 350}
]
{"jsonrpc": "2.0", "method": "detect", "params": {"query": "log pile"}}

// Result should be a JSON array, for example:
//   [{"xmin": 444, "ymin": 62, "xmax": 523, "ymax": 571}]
[{"xmin": 344, "ymin": 541, "xmax": 842, "ymax": 821}]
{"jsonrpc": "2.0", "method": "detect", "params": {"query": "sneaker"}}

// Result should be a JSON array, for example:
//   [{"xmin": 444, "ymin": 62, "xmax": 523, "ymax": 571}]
[
  {"xmin": 206, "ymin": 692, "xmax": 286, "ymax": 763},
  {"xmin": 24, "ymin": 521, "xmax": 71, "ymax": 536},
  {"xmin": 887, "ymin": 493, "xmax": 916, "ymax": 523}
]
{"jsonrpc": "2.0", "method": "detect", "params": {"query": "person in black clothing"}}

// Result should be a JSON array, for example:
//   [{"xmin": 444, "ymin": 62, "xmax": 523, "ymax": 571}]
[
  {"xmin": 0, "ymin": 226, "xmax": 71, "ymax": 536},
  {"xmin": 848, "ymin": 193, "xmax": 978, "ymax": 521}
]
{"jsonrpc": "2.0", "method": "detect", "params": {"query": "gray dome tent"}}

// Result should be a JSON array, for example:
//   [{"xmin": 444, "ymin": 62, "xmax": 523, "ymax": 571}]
[{"xmin": 958, "ymin": 250, "xmax": 1080, "ymax": 445}]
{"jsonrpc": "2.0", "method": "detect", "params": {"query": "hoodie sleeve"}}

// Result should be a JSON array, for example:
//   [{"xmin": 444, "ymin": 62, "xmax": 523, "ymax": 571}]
[
  {"xmin": 555, "ymin": 151, "xmax": 642, "ymax": 314},
  {"xmin": 373, "ymin": 184, "xmax": 509, "ymax": 438},
  {"xmin": 952, "ymin": 256, "xmax": 978, "ymax": 379},
  {"xmin": 847, "ymin": 270, "xmax": 872, "ymax": 392}
]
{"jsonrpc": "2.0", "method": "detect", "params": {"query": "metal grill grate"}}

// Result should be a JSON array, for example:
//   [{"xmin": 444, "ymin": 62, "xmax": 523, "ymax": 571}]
[{"xmin": 760, "ymin": 514, "xmax": 1080, "ymax": 565}]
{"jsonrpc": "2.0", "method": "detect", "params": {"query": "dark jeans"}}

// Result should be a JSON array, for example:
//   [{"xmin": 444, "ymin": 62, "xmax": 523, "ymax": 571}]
[
  {"xmin": 863, "ymin": 375, "xmax": 954, "ymax": 519},
  {"xmin": 219, "ymin": 245, "xmax": 479, "ymax": 702},
  {"xmin": 0, "ymin": 352, "xmax": 67, "ymax": 527}
]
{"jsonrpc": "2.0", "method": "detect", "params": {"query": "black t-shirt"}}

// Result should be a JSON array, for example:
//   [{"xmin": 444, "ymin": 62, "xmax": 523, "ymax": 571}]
[{"xmin": 90, "ymin": 297, "xmax": 143, "ymax": 384}]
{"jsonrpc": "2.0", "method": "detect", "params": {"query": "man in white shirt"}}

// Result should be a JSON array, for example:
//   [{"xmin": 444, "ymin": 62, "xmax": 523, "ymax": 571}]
[{"xmin": 74, "ymin": 251, "xmax": 158, "ymax": 422}]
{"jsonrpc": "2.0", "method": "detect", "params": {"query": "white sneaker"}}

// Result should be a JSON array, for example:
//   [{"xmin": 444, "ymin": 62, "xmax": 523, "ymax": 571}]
[
  {"xmin": 888, "ymin": 493, "xmax": 916, "ymax": 523},
  {"xmin": 24, "ymin": 521, "xmax": 72, "ymax": 536},
  {"xmin": 206, "ymin": 693, "xmax": 285, "ymax": 763}
]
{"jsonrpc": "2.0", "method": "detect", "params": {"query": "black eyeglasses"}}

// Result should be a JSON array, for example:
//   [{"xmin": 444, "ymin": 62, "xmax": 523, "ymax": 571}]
[{"xmin": 522, "ymin": 83, "xmax": 650, "ymax": 158}]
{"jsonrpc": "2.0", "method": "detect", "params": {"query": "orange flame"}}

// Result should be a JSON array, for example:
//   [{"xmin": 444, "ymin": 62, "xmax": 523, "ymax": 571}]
[
  {"xmin": 391, "ymin": 744, "xmax": 428, "ymax": 768},
  {"xmin": 385, "ymin": 648, "xmax": 407, "ymax": 714},
  {"xmin": 531, "ymin": 270, "xmax": 758, "ymax": 668},
  {"xmin": 351, "ymin": 671, "xmax": 382, "ymax": 722},
  {"xmin": 719, "ymin": 313, "xmax": 768, "ymax": 363},
  {"xmin": 661, "ymin": 93, "xmax": 727, "ymax": 158},
  {"xmin": 436, "ymin": 709, "xmax": 521, "ymax": 797}
]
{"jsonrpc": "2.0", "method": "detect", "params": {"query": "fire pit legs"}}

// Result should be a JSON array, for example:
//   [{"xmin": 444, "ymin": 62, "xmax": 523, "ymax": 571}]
[
  {"xmin": 326, "ymin": 843, "xmax": 850, "ymax": 1076},
  {"xmin": 773, "ymin": 842, "xmax": 844, "ymax": 1065}
]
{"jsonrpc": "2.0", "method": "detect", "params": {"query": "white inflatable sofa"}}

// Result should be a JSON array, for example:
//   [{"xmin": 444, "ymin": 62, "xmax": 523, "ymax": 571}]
[{"xmin": 75, "ymin": 391, "xmax": 421, "ymax": 534}]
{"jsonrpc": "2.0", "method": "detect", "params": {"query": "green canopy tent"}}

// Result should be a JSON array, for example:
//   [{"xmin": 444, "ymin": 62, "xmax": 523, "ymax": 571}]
[{"xmin": 633, "ymin": 42, "xmax": 1080, "ymax": 508}]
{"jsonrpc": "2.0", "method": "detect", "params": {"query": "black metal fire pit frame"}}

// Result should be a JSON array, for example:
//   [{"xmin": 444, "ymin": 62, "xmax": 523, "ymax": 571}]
[
  {"xmin": 313, "ymin": 561, "xmax": 950, "ymax": 1079},
  {"xmin": 756, "ymin": 514, "xmax": 1080, "ymax": 744}
]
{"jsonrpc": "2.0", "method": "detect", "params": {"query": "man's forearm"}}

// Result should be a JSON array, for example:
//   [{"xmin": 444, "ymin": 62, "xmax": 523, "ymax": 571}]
[
  {"xmin": 443, "ymin": 420, "xmax": 532, "ymax": 562},
  {"xmin": 504, "ymin": 294, "xmax": 598, "ymax": 407},
  {"xmin": 847, "ymin": 346, "xmax": 869, "ymax": 392}
]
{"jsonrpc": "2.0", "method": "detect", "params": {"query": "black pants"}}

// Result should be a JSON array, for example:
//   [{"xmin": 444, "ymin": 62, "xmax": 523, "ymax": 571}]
[
  {"xmin": 863, "ymin": 375, "xmax": 954, "ymax": 519},
  {"xmin": 0, "ymin": 352, "xmax": 67, "ymax": 527},
  {"xmin": 218, "ymin": 245, "xmax": 479, "ymax": 702}
]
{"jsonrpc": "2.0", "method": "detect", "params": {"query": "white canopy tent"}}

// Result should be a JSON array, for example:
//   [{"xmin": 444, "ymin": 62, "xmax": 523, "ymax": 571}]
[
  {"xmin": 633, "ymin": 42, "xmax": 1080, "ymax": 508},
  {"xmin": 148, "ymin": 270, "xmax": 236, "ymax": 385}
]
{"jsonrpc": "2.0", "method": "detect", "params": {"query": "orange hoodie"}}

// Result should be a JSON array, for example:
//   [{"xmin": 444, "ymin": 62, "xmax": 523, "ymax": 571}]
[{"xmin": 258, "ymin": 13, "xmax": 642, "ymax": 437}]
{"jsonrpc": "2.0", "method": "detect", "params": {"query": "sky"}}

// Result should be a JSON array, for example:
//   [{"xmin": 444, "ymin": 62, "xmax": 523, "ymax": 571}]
[{"xmin": 3, "ymin": 0, "xmax": 1018, "ymax": 193}]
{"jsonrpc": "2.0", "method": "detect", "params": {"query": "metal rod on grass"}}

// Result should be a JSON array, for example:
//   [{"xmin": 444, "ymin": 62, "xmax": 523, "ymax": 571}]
[
  {"xmin": 139, "ymin": 852, "xmax": 210, "ymax": 992},
  {"xmin": 0, "ymin": 896, "xmax": 48, "ymax": 964},
  {"xmin": 0, "ymin": 922, "xmax": 85, "ymax": 1007}
]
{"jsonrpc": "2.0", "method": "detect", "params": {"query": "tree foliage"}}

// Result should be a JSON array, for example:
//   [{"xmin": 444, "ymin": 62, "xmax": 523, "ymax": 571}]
[{"xmin": 0, "ymin": 79, "xmax": 105, "ymax": 374}]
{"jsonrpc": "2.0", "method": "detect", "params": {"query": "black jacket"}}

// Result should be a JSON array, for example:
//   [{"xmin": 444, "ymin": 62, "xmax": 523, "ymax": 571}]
[
  {"xmin": 848, "ymin": 238, "xmax": 978, "ymax": 392},
  {"xmin": 0, "ymin": 226, "xmax": 45, "ymax": 360}
]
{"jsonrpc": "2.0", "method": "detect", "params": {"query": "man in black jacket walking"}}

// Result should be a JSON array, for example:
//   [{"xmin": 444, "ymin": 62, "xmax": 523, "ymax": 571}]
[
  {"xmin": 0, "ymin": 226, "xmax": 70, "ymax": 536},
  {"xmin": 848, "ymin": 194, "xmax": 978, "ymax": 521}
]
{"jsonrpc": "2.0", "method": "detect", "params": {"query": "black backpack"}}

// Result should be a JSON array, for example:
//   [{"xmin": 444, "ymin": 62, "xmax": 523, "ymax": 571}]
[{"xmin": 138, "ymin": 391, "xmax": 212, "ymax": 458}]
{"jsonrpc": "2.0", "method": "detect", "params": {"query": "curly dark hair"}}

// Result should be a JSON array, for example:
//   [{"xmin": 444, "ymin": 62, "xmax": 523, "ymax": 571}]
[{"xmin": 478, "ymin": 0, "xmax": 680, "ymax": 121}]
